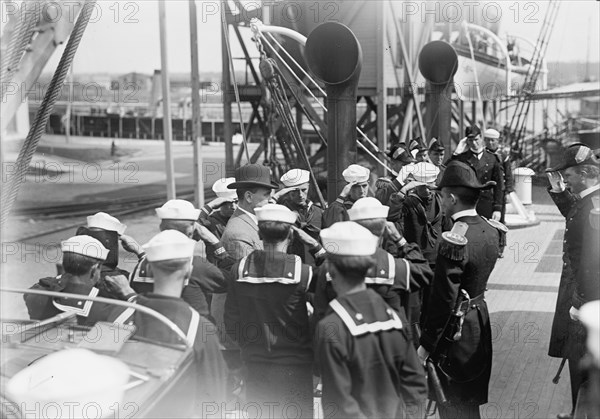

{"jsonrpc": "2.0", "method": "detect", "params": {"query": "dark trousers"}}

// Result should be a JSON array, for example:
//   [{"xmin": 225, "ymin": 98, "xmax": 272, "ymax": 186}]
[
  {"xmin": 569, "ymin": 357, "xmax": 583, "ymax": 410},
  {"xmin": 439, "ymin": 402, "xmax": 481, "ymax": 419},
  {"xmin": 245, "ymin": 361, "xmax": 313, "ymax": 419}
]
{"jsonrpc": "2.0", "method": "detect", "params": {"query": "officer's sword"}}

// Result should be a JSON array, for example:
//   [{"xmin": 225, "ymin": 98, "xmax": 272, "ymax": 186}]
[{"xmin": 552, "ymin": 358, "xmax": 567, "ymax": 384}]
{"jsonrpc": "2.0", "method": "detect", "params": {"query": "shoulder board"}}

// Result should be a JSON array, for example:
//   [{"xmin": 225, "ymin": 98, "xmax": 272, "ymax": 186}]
[
  {"xmin": 484, "ymin": 217, "xmax": 509, "ymax": 233},
  {"xmin": 438, "ymin": 222, "xmax": 468, "ymax": 261},
  {"xmin": 483, "ymin": 217, "xmax": 508, "ymax": 247}
]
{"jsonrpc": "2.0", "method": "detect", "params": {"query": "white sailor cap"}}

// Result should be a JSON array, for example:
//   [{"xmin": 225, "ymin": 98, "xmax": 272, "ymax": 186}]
[
  {"xmin": 155, "ymin": 199, "xmax": 201, "ymax": 221},
  {"xmin": 280, "ymin": 169, "xmax": 310, "ymax": 188},
  {"xmin": 395, "ymin": 163, "xmax": 416, "ymax": 184},
  {"xmin": 342, "ymin": 164, "xmax": 370, "ymax": 183},
  {"xmin": 6, "ymin": 348, "xmax": 130, "ymax": 419},
  {"xmin": 143, "ymin": 230, "xmax": 196, "ymax": 262},
  {"xmin": 255, "ymin": 203, "xmax": 298, "ymax": 224},
  {"xmin": 483, "ymin": 128, "xmax": 500, "ymax": 139},
  {"xmin": 61, "ymin": 235, "xmax": 109, "ymax": 261},
  {"xmin": 404, "ymin": 162, "xmax": 440, "ymax": 185},
  {"xmin": 212, "ymin": 178, "xmax": 237, "ymax": 201},
  {"xmin": 87, "ymin": 212, "xmax": 127, "ymax": 235},
  {"xmin": 320, "ymin": 221, "xmax": 378, "ymax": 256},
  {"xmin": 348, "ymin": 197, "xmax": 389, "ymax": 221}
]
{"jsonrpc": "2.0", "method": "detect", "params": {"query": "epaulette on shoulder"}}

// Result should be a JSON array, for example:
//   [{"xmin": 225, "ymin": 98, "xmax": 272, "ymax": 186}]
[
  {"xmin": 439, "ymin": 222, "xmax": 469, "ymax": 261},
  {"xmin": 484, "ymin": 217, "xmax": 509, "ymax": 247},
  {"xmin": 375, "ymin": 177, "xmax": 396, "ymax": 191}
]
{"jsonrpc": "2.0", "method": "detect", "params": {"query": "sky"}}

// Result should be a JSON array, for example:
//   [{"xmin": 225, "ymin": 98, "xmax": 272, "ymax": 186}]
[{"xmin": 4, "ymin": 0, "xmax": 599, "ymax": 75}]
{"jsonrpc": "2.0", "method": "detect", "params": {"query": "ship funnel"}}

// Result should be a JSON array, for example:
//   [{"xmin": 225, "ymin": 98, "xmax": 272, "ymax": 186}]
[
  {"xmin": 418, "ymin": 40, "xmax": 458, "ymax": 152},
  {"xmin": 305, "ymin": 22, "xmax": 362, "ymax": 202},
  {"xmin": 418, "ymin": 40, "xmax": 458, "ymax": 85}
]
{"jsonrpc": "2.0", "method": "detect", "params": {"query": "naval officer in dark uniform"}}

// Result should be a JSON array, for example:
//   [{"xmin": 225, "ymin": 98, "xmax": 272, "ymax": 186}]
[
  {"xmin": 417, "ymin": 160, "xmax": 505, "ymax": 419},
  {"xmin": 224, "ymin": 204, "xmax": 315, "ymax": 419},
  {"xmin": 452, "ymin": 125, "xmax": 505, "ymax": 220},
  {"xmin": 315, "ymin": 221, "xmax": 427, "ymax": 419},
  {"xmin": 545, "ymin": 144, "xmax": 600, "ymax": 419},
  {"xmin": 428, "ymin": 138, "xmax": 446, "ymax": 186},
  {"xmin": 484, "ymin": 128, "xmax": 514, "ymax": 223}
]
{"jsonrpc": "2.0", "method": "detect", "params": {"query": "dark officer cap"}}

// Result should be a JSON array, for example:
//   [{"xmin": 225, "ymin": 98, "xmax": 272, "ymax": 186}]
[
  {"xmin": 545, "ymin": 143, "xmax": 600, "ymax": 172},
  {"xmin": 466, "ymin": 125, "xmax": 482, "ymax": 138},
  {"xmin": 438, "ymin": 160, "xmax": 496, "ymax": 189},
  {"xmin": 428, "ymin": 138, "xmax": 445, "ymax": 152},
  {"xmin": 386, "ymin": 143, "xmax": 416, "ymax": 164}
]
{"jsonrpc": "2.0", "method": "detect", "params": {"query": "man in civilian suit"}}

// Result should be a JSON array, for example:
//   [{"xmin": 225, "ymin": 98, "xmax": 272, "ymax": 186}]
[{"xmin": 213, "ymin": 164, "xmax": 279, "ymax": 395}]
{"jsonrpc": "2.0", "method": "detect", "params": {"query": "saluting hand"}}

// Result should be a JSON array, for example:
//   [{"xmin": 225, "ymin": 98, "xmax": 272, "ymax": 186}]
[
  {"xmin": 291, "ymin": 225, "xmax": 319, "ymax": 248},
  {"xmin": 103, "ymin": 275, "xmax": 136, "ymax": 299},
  {"xmin": 339, "ymin": 181, "xmax": 357, "ymax": 198},
  {"xmin": 120, "ymin": 235, "xmax": 143, "ymax": 257},
  {"xmin": 208, "ymin": 196, "xmax": 228, "ymax": 209},
  {"xmin": 546, "ymin": 171, "xmax": 566, "ymax": 193},
  {"xmin": 384, "ymin": 221, "xmax": 403, "ymax": 243},
  {"xmin": 193, "ymin": 222, "xmax": 220, "ymax": 245},
  {"xmin": 271, "ymin": 187, "xmax": 296, "ymax": 202}
]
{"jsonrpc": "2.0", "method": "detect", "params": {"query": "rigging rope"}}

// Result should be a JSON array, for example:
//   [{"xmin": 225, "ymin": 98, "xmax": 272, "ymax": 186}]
[
  {"xmin": 258, "ymin": 30, "xmax": 397, "ymax": 175},
  {"xmin": 1, "ymin": 4, "xmax": 39, "ymax": 87},
  {"xmin": 1, "ymin": 1, "xmax": 97, "ymax": 227},
  {"xmin": 220, "ymin": 4, "xmax": 250, "ymax": 162}
]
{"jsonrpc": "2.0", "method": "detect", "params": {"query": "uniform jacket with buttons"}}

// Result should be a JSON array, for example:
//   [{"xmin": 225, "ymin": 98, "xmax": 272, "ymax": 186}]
[
  {"xmin": 420, "ymin": 214, "xmax": 500, "ymax": 405},
  {"xmin": 452, "ymin": 150, "xmax": 505, "ymax": 217}
]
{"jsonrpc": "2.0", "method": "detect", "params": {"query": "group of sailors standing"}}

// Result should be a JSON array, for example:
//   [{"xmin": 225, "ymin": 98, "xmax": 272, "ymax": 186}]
[{"xmin": 22, "ymin": 125, "xmax": 599, "ymax": 419}]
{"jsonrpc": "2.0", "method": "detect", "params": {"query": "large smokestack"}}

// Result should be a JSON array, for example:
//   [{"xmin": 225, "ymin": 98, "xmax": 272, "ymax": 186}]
[
  {"xmin": 305, "ymin": 22, "xmax": 362, "ymax": 203},
  {"xmin": 418, "ymin": 40, "xmax": 458, "ymax": 151}
]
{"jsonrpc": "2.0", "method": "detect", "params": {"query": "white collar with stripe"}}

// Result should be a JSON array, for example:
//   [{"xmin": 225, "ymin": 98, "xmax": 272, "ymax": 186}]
[
  {"xmin": 329, "ymin": 299, "xmax": 403, "ymax": 336},
  {"xmin": 236, "ymin": 254, "xmax": 310, "ymax": 287},
  {"xmin": 113, "ymin": 306, "xmax": 200, "ymax": 346},
  {"xmin": 451, "ymin": 208, "xmax": 478, "ymax": 221},
  {"xmin": 326, "ymin": 255, "xmax": 410, "ymax": 291},
  {"xmin": 52, "ymin": 287, "xmax": 99, "ymax": 317}
]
